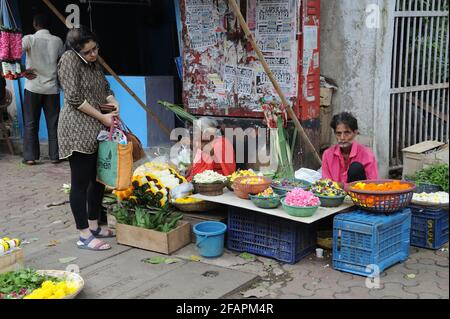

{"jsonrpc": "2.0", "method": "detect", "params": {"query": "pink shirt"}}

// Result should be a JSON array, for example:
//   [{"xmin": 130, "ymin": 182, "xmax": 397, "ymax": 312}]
[{"xmin": 322, "ymin": 141, "xmax": 379, "ymax": 184}]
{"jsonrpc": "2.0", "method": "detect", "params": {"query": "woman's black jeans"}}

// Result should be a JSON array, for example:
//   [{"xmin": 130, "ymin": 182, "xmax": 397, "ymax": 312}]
[
  {"xmin": 347, "ymin": 162, "xmax": 367, "ymax": 183},
  {"xmin": 69, "ymin": 152, "xmax": 105, "ymax": 230}
]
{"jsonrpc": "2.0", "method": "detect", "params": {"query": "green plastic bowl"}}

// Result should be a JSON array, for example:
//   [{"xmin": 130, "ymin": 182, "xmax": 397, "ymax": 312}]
[
  {"xmin": 249, "ymin": 194, "xmax": 281, "ymax": 209},
  {"xmin": 281, "ymin": 199, "xmax": 319, "ymax": 217},
  {"xmin": 315, "ymin": 194, "xmax": 346, "ymax": 207}
]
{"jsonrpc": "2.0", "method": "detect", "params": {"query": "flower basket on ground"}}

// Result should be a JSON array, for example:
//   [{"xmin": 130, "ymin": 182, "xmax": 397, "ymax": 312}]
[{"xmin": 0, "ymin": 268, "xmax": 83, "ymax": 299}]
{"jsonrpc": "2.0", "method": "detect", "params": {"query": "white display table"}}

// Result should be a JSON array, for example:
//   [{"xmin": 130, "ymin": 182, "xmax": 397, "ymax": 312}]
[{"xmin": 191, "ymin": 189, "xmax": 354, "ymax": 224}]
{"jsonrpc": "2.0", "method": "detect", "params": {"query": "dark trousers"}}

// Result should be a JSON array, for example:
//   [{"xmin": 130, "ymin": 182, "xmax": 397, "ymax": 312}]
[
  {"xmin": 22, "ymin": 89, "xmax": 60, "ymax": 161},
  {"xmin": 347, "ymin": 162, "xmax": 367, "ymax": 183},
  {"xmin": 69, "ymin": 152, "xmax": 105, "ymax": 230}
]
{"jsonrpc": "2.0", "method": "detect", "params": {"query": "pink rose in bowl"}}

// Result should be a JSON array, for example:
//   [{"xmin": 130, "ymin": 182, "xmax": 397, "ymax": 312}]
[{"xmin": 285, "ymin": 188, "xmax": 320, "ymax": 207}]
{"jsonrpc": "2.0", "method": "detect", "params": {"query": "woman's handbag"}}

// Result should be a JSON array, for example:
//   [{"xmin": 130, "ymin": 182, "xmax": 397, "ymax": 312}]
[
  {"xmin": 118, "ymin": 118, "xmax": 146, "ymax": 162},
  {"xmin": 97, "ymin": 118, "xmax": 133, "ymax": 190}
]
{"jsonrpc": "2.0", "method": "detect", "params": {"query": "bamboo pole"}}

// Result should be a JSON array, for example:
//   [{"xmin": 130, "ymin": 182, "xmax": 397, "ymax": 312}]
[
  {"xmin": 41, "ymin": 0, "xmax": 171, "ymax": 136},
  {"xmin": 227, "ymin": 0, "xmax": 322, "ymax": 166}
]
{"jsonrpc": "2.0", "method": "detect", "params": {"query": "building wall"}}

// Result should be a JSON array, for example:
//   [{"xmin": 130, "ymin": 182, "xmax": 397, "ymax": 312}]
[{"xmin": 320, "ymin": 0, "xmax": 395, "ymax": 178}]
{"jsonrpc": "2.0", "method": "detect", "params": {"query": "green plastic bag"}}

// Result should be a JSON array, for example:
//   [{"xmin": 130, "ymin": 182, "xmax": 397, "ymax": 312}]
[{"xmin": 97, "ymin": 140, "xmax": 133, "ymax": 190}]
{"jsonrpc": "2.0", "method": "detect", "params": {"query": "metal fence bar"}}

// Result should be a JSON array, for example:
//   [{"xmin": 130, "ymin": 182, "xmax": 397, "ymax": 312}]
[
  {"xmin": 403, "ymin": 1, "xmax": 411, "ymax": 149},
  {"xmin": 397, "ymin": 0, "xmax": 407, "ymax": 162},
  {"xmin": 390, "ymin": 94, "xmax": 395, "ymax": 164},
  {"xmin": 445, "ymin": 19, "xmax": 449, "ymax": 141},
  {"xmin": 392, "ymin": 15, "xmax": 400, "ymax": 89},
  {"xmin": 390, "ymin": 83, "xmax": 449, "ymax": 93},
  {"xmin": 430, "ymin": 8, "xmax": 440, "ymax": 140},
  {"xmin": 414, "ymin": 0, "xmax": 422, "ymax": 145},
  {"xmin": 424, "ymin": 7, "xmax": 436, "ymax": 140},
  {"xmin": 394, "ymin": 11, "xmax": 449, "ymax": 17},
  {"xmin": 408, "ymin": 2, "xmax": 417, "ymax": 146},
  {"xmin": 438, "ymin": 14, "xmax": 447, "ymax": 141},
  {"xmin": 420, "ymin": 7, "xmax": 428, "ymax": 142},
  {"xmin": 391, "ymin": 0, "xmax": 401, "ymax": 165}
]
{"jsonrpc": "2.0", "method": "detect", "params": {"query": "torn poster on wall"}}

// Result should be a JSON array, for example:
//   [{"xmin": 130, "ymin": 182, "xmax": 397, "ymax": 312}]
[
  {"xmin": 255, "ymin": 0, "xmax": 293, "ymax": 52},
  {"xmin": 181, "ymin": 0, "xmax": 299, "ymax": 117},
  {"xmin": 185, "ymin": 0, "xmax": 219, "ymax": 50}
]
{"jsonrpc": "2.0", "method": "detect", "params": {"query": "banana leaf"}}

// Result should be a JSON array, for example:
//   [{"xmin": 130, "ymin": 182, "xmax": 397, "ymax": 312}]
[
  {"xmin": 290, "ymin": 128, "xmax": 298, "ymax": 159},
  {"xmin": 276, "ymin": 117, "xmax": 294, "ymax": 179},
  {"xmin": 157, "ymin": 100, "xmax": 197, "ymax": 123}
]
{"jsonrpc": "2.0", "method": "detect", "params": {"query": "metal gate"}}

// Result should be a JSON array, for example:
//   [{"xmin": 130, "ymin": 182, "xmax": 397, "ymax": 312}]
[{"xmin": 390, "ymin": 0, "xmax": 449, "ymax": 168}]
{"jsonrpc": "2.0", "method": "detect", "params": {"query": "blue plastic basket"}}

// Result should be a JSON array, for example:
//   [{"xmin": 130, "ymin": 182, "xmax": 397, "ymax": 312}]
[
  {"xmin": 227, "ymin": 207, "xmax": 316, "ymax": 264},
  {"xmin": 410, "ymin": 206, "xmax": 449, "ymax": 249},
  {"xmin": 333, "ymin": 209, "xmax": 411, "ymax": 277}
]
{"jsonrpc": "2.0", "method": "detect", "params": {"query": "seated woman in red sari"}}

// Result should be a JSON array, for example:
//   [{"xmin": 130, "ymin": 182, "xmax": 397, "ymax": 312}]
[{"xmin": 187, "ymin": 117, "xmax": 236, "ymax": 181}]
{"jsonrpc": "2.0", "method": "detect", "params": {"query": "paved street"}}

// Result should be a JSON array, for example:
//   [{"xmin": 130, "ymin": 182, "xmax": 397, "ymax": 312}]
[{"xmin": 0, "ymin": 154, "xmax": 448, "ymax": 299}]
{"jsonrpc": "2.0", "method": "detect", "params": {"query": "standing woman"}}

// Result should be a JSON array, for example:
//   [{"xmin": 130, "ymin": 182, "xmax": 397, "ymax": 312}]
[{"xmin": 58, "ymin": 26, "xmax": 120, "ymax": 251}]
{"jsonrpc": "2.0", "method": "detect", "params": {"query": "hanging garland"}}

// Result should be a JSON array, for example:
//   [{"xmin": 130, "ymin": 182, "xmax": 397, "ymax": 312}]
[
  {"xmin": 0, "ymin": 0, "xmax": 24, "ymax": 80},
  {"xmin": 261, "ymin": 98, "xmax": 294, "ymax": 179}
]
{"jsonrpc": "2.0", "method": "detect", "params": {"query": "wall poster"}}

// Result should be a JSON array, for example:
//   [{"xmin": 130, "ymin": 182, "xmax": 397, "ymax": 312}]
[{"xmin": 181, "ymin": 0, "xmax": 299, "ymax": 117}]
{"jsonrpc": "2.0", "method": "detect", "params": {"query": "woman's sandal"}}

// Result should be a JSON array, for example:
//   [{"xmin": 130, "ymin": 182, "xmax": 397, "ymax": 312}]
[
  {"xmin": 90, "ymin": 226, "xmax": 115, "ymax": 238},
  {"xmin": 77, "ymin": 235, "xmax": 111, "ymax": 251}
]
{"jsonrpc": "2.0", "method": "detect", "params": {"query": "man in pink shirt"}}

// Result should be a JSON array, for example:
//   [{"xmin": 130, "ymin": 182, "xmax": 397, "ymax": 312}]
[{"xmin": 322, "ymin": 112, "xmax": 379, "ymax": 185}]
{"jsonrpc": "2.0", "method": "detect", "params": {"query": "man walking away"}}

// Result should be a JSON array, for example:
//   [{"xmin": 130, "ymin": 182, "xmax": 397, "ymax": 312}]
[{"xmin": 22, "ymin": 14, "xmax": 64, "ymax": 165}]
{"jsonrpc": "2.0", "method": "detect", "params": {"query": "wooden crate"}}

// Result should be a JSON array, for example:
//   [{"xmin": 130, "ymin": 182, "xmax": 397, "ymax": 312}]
[
  {"xmin": 116, "ymin": 221, "xmax": 191, "ymax": 254},
  {"xmin": 0, "ymin": 249, "xmax": 24, "ymax": 274}
]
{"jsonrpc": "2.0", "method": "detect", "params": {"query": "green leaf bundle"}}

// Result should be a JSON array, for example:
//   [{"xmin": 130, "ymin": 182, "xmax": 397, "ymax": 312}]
[{"xmin": 411, "ymin": 163, "xmax": 449, "ymax": 192}]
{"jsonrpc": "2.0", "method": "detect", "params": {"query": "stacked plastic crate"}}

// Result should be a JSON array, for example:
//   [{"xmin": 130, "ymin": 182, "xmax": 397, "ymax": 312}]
[
  {"xmin": 332, "ymin": 180, "xmax": 415, "ymax": 277},
  {"xmin": 332, "ymin": 209, "xmax": 411, "ymax": 277}
]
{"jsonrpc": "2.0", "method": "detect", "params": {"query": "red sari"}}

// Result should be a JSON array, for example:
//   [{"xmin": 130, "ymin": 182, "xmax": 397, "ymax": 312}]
[{"xmin": 187, "ymin": 136, "xmax": 236, "ymax": 181}]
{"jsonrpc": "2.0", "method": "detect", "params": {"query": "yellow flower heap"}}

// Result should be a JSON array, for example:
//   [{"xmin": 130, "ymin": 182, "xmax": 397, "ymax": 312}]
[
  {"xmin": 113, "ymin": 162, "xmax": 186, "ymax": 207},
  {"xmin": 174, "ymin": 197, "xmax": 202, "ymax": 204},
  {"xmin": 24, "ymin": 280, "xmax": 78, "ymax": 299},
  {"xmin": 229, "ymin": 169, "xmax": 257, "ymax": 183}
]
